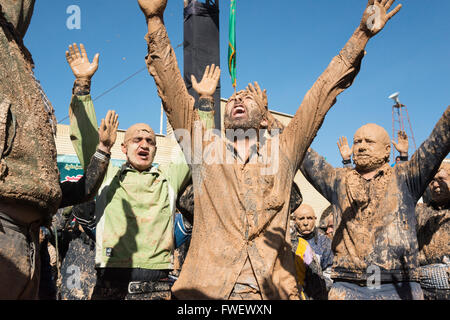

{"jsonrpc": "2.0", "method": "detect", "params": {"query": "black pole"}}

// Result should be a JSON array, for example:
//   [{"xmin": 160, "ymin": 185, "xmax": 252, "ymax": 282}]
[{"xmin": 183, "ymin": 0, "xmax": 221, "ymax": 130}]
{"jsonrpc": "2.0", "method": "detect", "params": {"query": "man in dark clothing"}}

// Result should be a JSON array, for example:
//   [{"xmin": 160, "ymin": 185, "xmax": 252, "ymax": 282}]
[
  {"xmin": 301, "ymin": 107, "xmax": 450, "ymax": 300},
  {"xmin": 415, "ymin": 162, "xmax": 450, "ymax": 300},
  {"xmin": 55, "ymin": 202, "xmax": 97, "ymax": 300},
  {"xmin": 291, "ymin": 204, "xmax": 333, "ymax": 299}
]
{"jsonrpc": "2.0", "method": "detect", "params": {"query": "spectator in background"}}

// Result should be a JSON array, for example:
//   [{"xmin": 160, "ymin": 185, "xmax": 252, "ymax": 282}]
[
  {"xmin": 318, "ymin": 206, "xmax": 334, "ymax": 240},
  {"xmin": 292, "ymin": 204, "xmax": 333, "ymax": 299},
  {"xmin": 415, "ymin": 162, "xmax": 450, "ymax": 300}
]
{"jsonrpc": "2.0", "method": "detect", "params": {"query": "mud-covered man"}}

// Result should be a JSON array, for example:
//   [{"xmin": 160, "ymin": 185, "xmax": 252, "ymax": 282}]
[
  {"xmin": 66, "ymin": 43, "xmax": 192, "ymax": 300},
  {"xmin": 301, "ymin": 109, "xmax": 450, "ymax": 300},
  {"xmin": 138, "ymin": 0, "xmax": 402, "ymax": 299},
  {"xmin": 415, "ymin": 162, "xmax": 450, "ymax": 300},
  {"xmin": 0, "ymin": 1, "xmax": 116, "ymax": 299}
]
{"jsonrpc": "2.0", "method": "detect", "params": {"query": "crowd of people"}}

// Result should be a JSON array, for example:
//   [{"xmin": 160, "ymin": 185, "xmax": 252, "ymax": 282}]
[{"xmin": 0, "ymin": 0, "xmax": 448, "ymax": 300}]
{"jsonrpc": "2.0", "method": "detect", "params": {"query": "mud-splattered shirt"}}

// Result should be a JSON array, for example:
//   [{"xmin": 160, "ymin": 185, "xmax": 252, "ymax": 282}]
[
  {"xmin": 301, "ymin": 107, "xmax": 450, "ymax": 283},
  {"xmin": 415, "ymin": 202, "xmax": 450, "ymax": 266},
  {"xmin": 145, "ymin": 23, "xmax": 368, "ymax": 299}
]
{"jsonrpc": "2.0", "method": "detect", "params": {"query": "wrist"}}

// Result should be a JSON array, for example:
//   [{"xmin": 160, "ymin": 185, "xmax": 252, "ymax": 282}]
[
  {"xmin": 199, "ymin": 94, "xmax": 214, "ymax": 101},
  {"xmin": 196, "ymin": 96, "xmax": 214, "ymax": 112},
  {"xmin": 147, "ymin": 16, "xmax": 164, "ymax": 34},
  {"xmin": 73, "ymin": 78, "xmax": 91, "ymax": 96},
  {"xmin": 340, "ymin": 28, "xmax": 369, "ymax": 66},
  {"xmin": 342, "ymin": 159, "xmax": 352, "ymax": 165},
  {"xmin": 97, "ymin": 143, "xmax": 112, "ymax": 155}
]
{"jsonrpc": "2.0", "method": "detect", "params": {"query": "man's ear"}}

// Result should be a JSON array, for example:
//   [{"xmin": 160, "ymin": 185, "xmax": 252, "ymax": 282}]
[
  {"xmin": 121, "ymin": 142, "xmax": 127, "ymax": 155},
  {"xmin": 385, "ymin": 144, "xmax": 391, "ymax": 155}
]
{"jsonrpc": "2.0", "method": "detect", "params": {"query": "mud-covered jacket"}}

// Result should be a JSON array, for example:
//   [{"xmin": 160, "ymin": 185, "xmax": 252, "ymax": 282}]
[
  {"xmin": 301, "ymin": 106, "xmax": 450, "ymax": 283},
  {"xmin": 415, "ymin": 202, "xmax": 449, "ymax": 266},
  {"xmin": 0, "ymin": 0, "xmax": 61, "ymax": 215}
]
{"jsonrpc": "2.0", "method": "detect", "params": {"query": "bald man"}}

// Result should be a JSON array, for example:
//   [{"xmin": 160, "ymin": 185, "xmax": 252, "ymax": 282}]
[
  {"xmin": 291, "ymin": 204, "xmax": 334, "ymax": 300},
  {"xmin": 66, "ymin": 44, "xmax": 191, "ymax": 300},
  {"xmin": 300, "ymin": 107, "xmax": 450, "ymax": 300}
]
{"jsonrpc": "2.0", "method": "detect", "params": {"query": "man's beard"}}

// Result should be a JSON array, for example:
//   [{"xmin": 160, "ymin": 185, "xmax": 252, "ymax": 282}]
[
  {"xmin": 224, "ymin": 107, "xmax": 264, "ymax": 130},
  {"xmin": 353, "ymin": 154, "xmax": 387, "ymax": 172}
]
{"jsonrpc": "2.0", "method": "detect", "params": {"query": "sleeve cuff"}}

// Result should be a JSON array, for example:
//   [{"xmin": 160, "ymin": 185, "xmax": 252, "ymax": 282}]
[
  {"xmin": 196, "ymin": 97, "xmax": 214, "ymax": 112},
  {"xmin": 94, "ymin": 149, "xmax": 111, "ymax": 162},
  {"xmin": 342, "ymin": 159, "xmax": 352, "ymax": 165}
]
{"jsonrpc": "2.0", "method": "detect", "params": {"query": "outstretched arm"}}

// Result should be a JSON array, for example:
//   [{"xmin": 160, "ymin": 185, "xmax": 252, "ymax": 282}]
[
  {"xmin": 139, "ymin": 0, "xmax": 196, "ymax": 135},
  {"xmin": 403, "ymin": 106, "xmax": 450, "ymax": 201},
  {"xmin": 66, "ymin": 43, "xmax": 101, "ymax": 169},
  {"xmin": 300, "ymin": 148, "xmax": 338, "ymax": 204},
  {"xmin": 283, "ymin": 0, "xmax": 402, "ymax": 170}
]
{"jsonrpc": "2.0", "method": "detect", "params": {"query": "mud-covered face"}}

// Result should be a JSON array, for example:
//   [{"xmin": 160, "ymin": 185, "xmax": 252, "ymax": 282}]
[
  {"xmin": 122, "ymin": 124, "xmax": 157, "ymax": 172},
  {"xmin": 326, "ymin": 215, "xmax": 334, "ymax": 238},
  {"xmin": 428, "ymin": 167, "xmax": 450, "ymax": 205},
  {"xmin": 294, "ymin": 205, "xmax": 316, "ymax": 236},
  {"xmin": 224, "ymin": 90, "xmax": 265, "ymax": 130},
  {"xmin": 352, "ymin": 124, "xmax": 390, "ymax": 173}
]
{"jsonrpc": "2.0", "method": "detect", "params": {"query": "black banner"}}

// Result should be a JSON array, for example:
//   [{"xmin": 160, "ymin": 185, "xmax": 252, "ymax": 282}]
[{"xmin": 184, "ymin": 0, "xmax": 221, "ymax": 130}]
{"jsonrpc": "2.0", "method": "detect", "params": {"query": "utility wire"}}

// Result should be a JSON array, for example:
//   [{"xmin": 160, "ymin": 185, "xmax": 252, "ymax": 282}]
[
  {"xmin": 58, "ymin": 66, "xmax": 147, "ymax": 123},
  {"xmin": 57, "ymin": 43, "xmax": 183, "ymax": 124}
]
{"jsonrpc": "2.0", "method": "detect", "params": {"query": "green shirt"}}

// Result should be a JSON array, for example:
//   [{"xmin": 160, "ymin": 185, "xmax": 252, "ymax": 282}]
[{"xmin": 69, "ymin": 95, "xmax": 191, "ymax": 269}]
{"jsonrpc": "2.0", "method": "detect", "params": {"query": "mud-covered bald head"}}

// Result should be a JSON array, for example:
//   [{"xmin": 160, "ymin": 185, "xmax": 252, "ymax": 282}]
[
  {"xmin": 124, "ymin": 123, "xmax": 154, "ymax": 142},
  {"xmin": 293, "ymin": 204, "xmax": 317, "ymax": 236},
  {"xmin": 352, "ymin": 123, "xmax": 391, "ymax": 173},
  {"xmin": 121, "ymin": 123, "xmax": 157, "ymax": 171}
]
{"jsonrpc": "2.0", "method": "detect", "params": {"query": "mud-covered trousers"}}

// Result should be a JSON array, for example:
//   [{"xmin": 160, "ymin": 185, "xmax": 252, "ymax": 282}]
[
  {"xmin": 0, "ymin": 211, "xmax": 41, "ymax": 299},
  {"xmin": 329, "ymin": 281, "xmax": 424, "ymax": 300}
]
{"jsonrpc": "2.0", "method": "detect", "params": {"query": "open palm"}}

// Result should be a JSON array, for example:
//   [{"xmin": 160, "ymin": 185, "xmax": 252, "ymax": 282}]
[
  {"xmin": 191, "ymin": 64, "xmax": 221, "ymax": 98},
  {"xmin": 360, "ymin": 0, "xmax": 402, "ymax": 37},
  {"xmin": 66, "ymin": 43, "xmax": 99, "ymax": 80}
]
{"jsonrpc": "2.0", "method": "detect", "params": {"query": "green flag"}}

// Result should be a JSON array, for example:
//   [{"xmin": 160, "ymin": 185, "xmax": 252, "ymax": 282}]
[{"xmin": 228, "ymin": 0, "xmax": 236, "ymax": 89}]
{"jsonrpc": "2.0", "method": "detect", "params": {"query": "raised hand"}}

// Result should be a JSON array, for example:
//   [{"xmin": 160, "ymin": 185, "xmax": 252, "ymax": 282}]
[
  {"xmin": 360, "ymin": 0, "xmax": 402, "ymax": 37},
  {"xmin": 191, "ymin": 64, "xmax": 221, "ymax": 99},
  {"xmin": 392, "ymin": 130, "xmax": 408, "ymax": 155},
  {"xmin": 337, "ymin": 136, "xmax": 352, "ymax": 161},
  {"xmin": 138, "ymin": 0, "xmax": 167, "ymax": 18},
  {"xmin": 66, "ymin": 43, "xmax": 99, "ymax": 80},
  {"xmin": 247, "ymin": 82, "xmax": 285, "ymax": 132},
  {"xmin": 247, "ymin": 82, "xmax": 268, "ymax": 111},
  {"xmin": 98, "ymin": 110, "xmax": 119, "ymax": 153}
]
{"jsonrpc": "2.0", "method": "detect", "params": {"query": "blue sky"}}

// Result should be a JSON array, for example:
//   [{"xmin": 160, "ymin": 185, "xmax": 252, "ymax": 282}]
[{"xmin": 25, "ymin": 0, "xmax": 450, "ymax": 167}]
